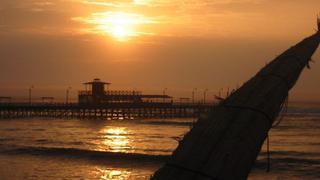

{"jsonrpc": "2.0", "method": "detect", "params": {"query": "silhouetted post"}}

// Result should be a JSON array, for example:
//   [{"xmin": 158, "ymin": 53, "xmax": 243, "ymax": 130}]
[
  {"xmin": 192, "ymin": 88, "xmax": 197, "ymax": 104},
  {"xmin": 203, "ymin": 88, "xmax": 208, "ymax": 104},
  {"xmin": 66, "ymin": 87, "xmax": 72, "ymax": 104},
  {"xmin": 227, "ymin": 87, "xmax": 230, "ymax": 97},
  {"xmin": 219, "ymin": 88, "xmax": 223, "ymax": 97},
  {"xmin": 28, "ymin": 85, "xmax": 34, "ymax": 105},
  {"xmin": 163, "ymin": 88, "xmax": 167, "ymax": 103},
  {"xmin": 317, "ymin": 15, "xmax": 320, "ymax": 30}
]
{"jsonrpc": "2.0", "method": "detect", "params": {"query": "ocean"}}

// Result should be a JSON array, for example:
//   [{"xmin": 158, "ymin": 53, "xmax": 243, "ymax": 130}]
[{"xmin": 0, "ymin": 104, "xmax": 319, "ymax": 179}]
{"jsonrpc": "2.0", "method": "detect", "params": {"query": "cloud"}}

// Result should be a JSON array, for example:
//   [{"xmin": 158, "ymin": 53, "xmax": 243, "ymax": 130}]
[
  {"xmin": 0, "ymin": 0, "xmax": 86, "ymax": 35},
  {"xmin": 1, "ymin": 0, "xmax": 319, "ymax": 39},
  {"xmin": 81, "ymin": 1, "xmax": 125, "ymax": 7},
  {"xmin": 81, "ymin": 0, "xmax": 263, "ymax": 8}
]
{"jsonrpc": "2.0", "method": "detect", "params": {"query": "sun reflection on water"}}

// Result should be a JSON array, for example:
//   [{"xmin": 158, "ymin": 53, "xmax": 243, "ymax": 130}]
[
  {"xmin": 98, "ymin": 127, "xmax": 131, "ymax": 153},
  {"xmin": 98, "ymin": 168, "xmax": 131, "ymax": 180}
]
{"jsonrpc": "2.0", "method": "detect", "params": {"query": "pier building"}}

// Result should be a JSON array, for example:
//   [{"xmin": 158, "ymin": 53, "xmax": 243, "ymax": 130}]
[{"xmin": 78, "ymin": 78, "xmax": 173, "ymax": 105}]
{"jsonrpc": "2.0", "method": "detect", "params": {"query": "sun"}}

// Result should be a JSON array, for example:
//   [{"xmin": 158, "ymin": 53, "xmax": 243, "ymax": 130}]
[
  {"xmin": 73, "ymin": 11, "xmax": 156, "ymax": 41},
  {"xmin": 73, "ymin": 11, "xmax": 158, "ymax": 41},
  {"xmin": 133, "ymin": 0, "xmax": 147, "ymax": 5},
  {"xmin": 107, "ymin": 13, "xmax": 135, "ymax": 40},
  {"xmin": 92, "ymin": 12, "xmax": 150, "ymax": 41},
  {"xmin": 112, "ymin": 25, "xmax": 127, "ymax": 39},
  {"xmin": 92, "ymin": 12, "xmax": 134, "ymax": 41}
]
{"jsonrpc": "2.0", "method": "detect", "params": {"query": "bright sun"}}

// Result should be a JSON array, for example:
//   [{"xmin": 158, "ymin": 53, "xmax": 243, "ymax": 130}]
[
  {"xmin": 105, "ymin": 13, "xmax": 132, "ymax": 40},
  {"xmin": 91, "ymin": 12, "xmax": 153, "ymax": 41},
  {"xmin": 112, "ymin": 26, "xmax": 126, "ymax": 39},
  {"xmin": 133, "ymin": 0, "xmax": 147, "ymax": 5},
  {"xmin": 73, "ymin": 11, "xmax": 156, "ymax": 41}
]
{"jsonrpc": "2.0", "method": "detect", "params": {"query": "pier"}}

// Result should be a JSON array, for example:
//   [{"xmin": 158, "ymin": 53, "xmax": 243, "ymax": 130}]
[
  {"xmin": 0, "ymin": 78, "xmax": 214, "ymax": 119},
  {"xmin": 0, "ymin": 103, "xmax": 213, "ymax": 119}
]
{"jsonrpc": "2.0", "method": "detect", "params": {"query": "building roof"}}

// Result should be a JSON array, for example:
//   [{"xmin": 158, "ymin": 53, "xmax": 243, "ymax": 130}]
[{"xmin": 83, "ymin": 78, "xmax": 111, "ymax": 85}]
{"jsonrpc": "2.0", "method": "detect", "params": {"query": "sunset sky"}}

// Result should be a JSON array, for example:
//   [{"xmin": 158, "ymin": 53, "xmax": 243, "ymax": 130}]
[{"xmin": 1, "ymin": 0, "xmax": 320, "ymax": 101}]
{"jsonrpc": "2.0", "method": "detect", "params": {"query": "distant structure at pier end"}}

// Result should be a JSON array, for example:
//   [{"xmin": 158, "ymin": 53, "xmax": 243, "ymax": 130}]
[{"xmin": 78, "ymin": 78, "xmax": 173, "ymax": 105}]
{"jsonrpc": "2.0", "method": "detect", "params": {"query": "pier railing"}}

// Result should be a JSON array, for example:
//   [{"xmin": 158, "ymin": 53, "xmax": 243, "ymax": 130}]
[
  {"xmin": 79, "ymin": 90, "xmax": 143, "ymax": 96},
  {"xmin": 0, "ymin": 102, "xmax": 215, "ymax": 119}
]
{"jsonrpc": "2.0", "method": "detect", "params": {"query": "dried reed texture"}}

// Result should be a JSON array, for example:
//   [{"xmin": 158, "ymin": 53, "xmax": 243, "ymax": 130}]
[{"xmin": 152, "ymin": 32, "xmax": 320, "ymax": 180}]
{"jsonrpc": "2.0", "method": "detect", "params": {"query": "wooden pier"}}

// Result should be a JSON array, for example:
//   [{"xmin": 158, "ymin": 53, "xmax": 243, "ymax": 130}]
[{"xmin": 0, "ymin": 103, "xmax": 213, "ymax": 119}]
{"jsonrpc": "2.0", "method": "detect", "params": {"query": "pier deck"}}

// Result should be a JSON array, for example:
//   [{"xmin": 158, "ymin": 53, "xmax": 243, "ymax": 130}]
[{"xmin": 0, "ymin": 103, "xmax": 213, "ymax": 119}]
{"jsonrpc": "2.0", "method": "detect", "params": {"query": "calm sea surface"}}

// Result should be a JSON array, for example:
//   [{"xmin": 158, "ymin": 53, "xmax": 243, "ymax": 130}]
[{"xmin": 0, "ymin": 105, "xmax": 319, "ymax": 179}]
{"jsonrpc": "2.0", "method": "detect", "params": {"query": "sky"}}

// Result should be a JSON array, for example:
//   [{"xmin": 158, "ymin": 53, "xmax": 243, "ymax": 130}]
[{"xmin": 0, "ymin": 0, "xmax": 320, "ymax": 102}]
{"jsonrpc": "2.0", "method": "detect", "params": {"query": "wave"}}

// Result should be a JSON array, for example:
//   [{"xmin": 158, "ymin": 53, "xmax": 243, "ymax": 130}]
[
  {"xmin": 287, "ymin": 107, "xmax": 320, "ymax": 115},
  {"xmin": 258, "ymin": 150, "xmax": 320, "ymax": 157},
  {"xmin": 0, "ymin": 145, "xmax": 170, "ymax": 163},
  {"xmin": 0, "ymin": 138, "xmax": 15, "ymax": 142},
  {"xmin": 253, "ymin": 155, "xmax": 320, "ymax": 179}
]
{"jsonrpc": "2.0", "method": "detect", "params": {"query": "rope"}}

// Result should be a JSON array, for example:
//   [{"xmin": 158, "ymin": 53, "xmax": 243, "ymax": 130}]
[
  {"xmin": 224, "ymin": 93, "xmax": 289, "ymax": 173},
  {"xmin": 236, "ymin": 71, "xmax": 290, "ymax": 173},
  {"xmin": 272, "ymin": 95, "xmax": 289, "ymax": 128},
  {"xmin": 266, "ymin": 134, "xmax": 270, "ymax": 172},
  {"xmin": 223, "ymin": 104, "xmax": 273, "ymax": 125},
  {"xmin": 266, "ymin": 94, "xmax": 289, "ymax": 172},
  {"xmin": 258, "ymin": 73, "xmax": 291, "ymax": 91}
]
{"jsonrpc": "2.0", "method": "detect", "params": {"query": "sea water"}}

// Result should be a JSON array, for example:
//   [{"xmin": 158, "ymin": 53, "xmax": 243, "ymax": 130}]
[{"xmin": 0, "ymin": 104, "xmax": 319, "ymax": 179}]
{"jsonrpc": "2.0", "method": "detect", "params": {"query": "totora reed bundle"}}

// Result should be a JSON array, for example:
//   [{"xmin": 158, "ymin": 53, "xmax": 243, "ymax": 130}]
[{"xmin": 152, "ymin": 30, "xmax": 320, "ymax": 179}]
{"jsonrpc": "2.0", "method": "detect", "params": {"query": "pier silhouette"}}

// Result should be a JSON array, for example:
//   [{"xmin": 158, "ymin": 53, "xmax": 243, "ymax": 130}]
[{"xmin": 0, "ymin": 79, "xmax": 213, "ymax": 119}]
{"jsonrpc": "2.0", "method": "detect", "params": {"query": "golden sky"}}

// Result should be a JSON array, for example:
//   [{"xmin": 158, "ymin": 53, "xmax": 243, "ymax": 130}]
[{"xmin": 0, "ymin": 0, "xmax": 320, "ymax": 101}]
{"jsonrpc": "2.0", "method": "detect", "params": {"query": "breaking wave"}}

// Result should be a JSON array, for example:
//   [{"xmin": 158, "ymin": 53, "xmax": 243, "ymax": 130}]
[{"xmin": 0, "ymin": 145, "xmax": 169, "ymax": 163}]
